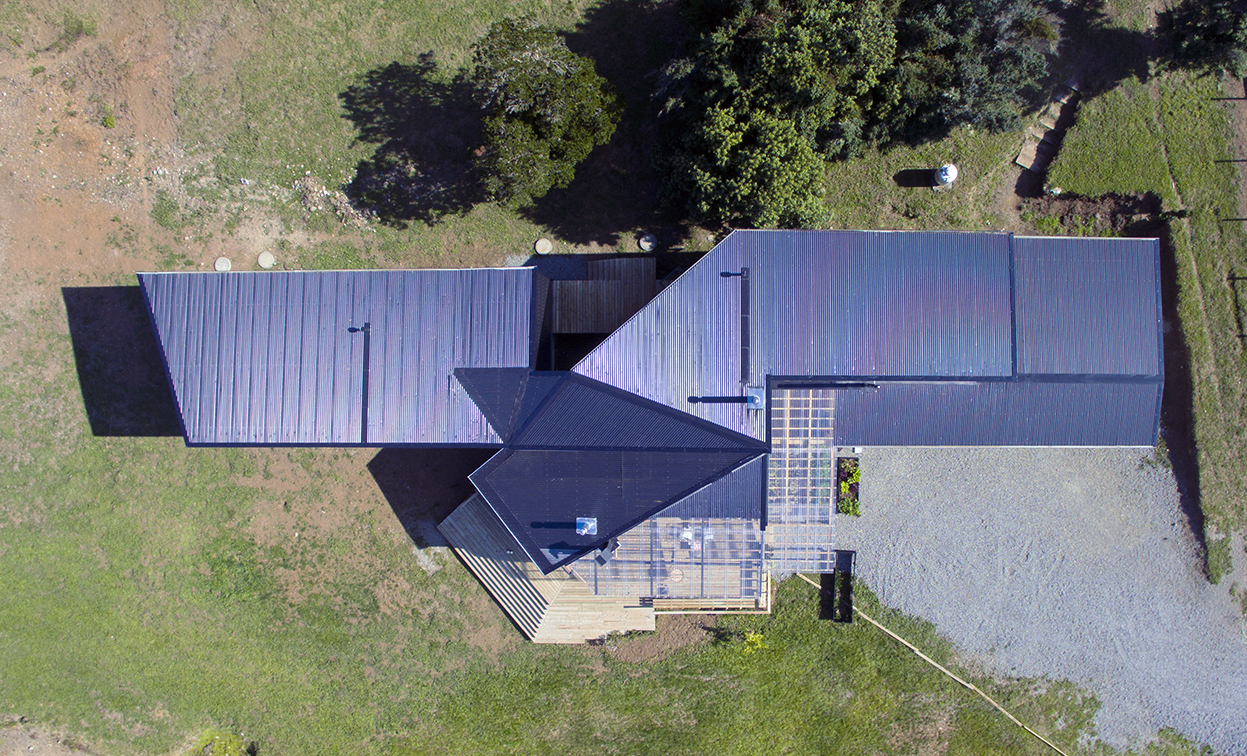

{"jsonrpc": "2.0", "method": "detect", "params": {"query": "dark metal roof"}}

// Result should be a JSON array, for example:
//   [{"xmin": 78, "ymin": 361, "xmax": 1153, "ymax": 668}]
[
  {"xmin": 574, "ymin": 230, "xmax": 1016, "ymax": 440},
  {"xmin": 1013, "ymin": 236, "xmax": 1163, "ymax": 377},
  {"xmin": 509, "ymin": 373, "xmax": 764, "ymax": 450},
  {"xmin": 660, "ymin": 452, "xmax": 765, "ymax": 520},
  {"xmin": 463, "ymin": 372, "xmax": 766, "ymax": 572},
  {"xmin": 453, "ymin": 368, "xmax": 562, "ymax": 441},
  {"xmin": 831, "ymin": 379, "xmax": 1163, "ymax": 447},
  {"xmin": 574, "ymin": 230, "xmax": 1163, "ymax": 445},
  {"xmin": 139, "ymin": 269, "xmax": 537, "ymax": 446},
  {"xmin": 471, "ymin": 448, "xmax": 759, "ymax": 572}
]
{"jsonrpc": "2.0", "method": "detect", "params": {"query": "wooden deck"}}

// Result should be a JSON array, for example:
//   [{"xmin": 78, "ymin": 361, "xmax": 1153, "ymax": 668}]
[
  {"xmin": 552, "ymin": 257, "xmax": 658, "ymax": 334},
  {"xmin": 438, "ymin": 493, "xmax": 655, "ymax": 644}
]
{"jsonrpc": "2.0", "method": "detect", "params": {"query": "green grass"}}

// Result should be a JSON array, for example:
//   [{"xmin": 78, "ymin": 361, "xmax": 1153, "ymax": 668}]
[
  {"xmin": 822, "ymin": 126, "xmax": 1023, "ymax": 231},
  {"xmin": 1050, "ymin": 72, "xmax": 1247, "ymax": 536},
  {"xmin": 1207, "ymin": 536, "xmax": 1234, "ymax": 584}
]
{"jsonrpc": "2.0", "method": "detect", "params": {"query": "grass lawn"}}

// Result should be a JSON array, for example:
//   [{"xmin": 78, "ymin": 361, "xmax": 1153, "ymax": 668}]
[{"xmin": 0, "ymin": 0, "xmax": 1241, "ymax": 753}]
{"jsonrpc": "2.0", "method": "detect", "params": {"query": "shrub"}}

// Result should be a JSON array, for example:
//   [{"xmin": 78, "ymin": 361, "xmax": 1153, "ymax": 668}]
[{"xmin": 470, "ymin": 17, "xmax": 620, "ymax": 208}]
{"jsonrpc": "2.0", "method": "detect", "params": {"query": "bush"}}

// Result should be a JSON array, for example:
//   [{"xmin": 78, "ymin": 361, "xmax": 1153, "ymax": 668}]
[
  {"xmin": 1161, "ymin": 0, "xmax": 1247, "ymax": 77},
  {"xmin": 470, "ymin": 17, "xmax": 620, "ymax": 208},
  {"xmin": 658, "ymin": 0, "xmax": 1055, "ymax": 228}
]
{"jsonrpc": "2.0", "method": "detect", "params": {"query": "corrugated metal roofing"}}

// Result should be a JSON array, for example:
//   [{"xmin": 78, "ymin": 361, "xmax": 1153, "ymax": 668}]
[
  {"xmin": 471, "ymin": 448, "xmax": 759, "ymax": 572},
  {"xmin": 831, "ymin": 379, "xmax": 1162, "ymax": 446},
  {"xmin": 139, "ymin": 269, "xmax": 537, "ymax": 446},
  {"xmin": 573, "ymin": 230, "xmax": 1015, "ymax": 440},
  {"xmin": 661, "ymin": 452, "xmax": 766, "ymax": 521},
  {"xmin": 462, "ymin": 371, "xmax": 766, "ymax": 571},
  {"xmin": 1013, "ymin": 236, "xmax": 1163, "ymax": 377},
  {"xmin": 453, "ymin": 368, "xmax": 563, "ymax": 441},
  {"xmin": 509, "ymin": 373, "xmax": 765, "ymax": 451}
]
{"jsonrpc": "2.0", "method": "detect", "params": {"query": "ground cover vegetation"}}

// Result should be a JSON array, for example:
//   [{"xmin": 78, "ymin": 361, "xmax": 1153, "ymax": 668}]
[{"xmin": 0, "ymin": 0, "xmax": 1243, "ymax": 752}]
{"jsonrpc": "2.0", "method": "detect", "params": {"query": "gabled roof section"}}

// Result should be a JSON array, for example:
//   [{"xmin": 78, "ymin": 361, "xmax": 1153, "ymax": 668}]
[
  {"xmin": 1012, "ymin": 236, "xmax": 1163, "ymax": 378},
  {"xmin": 471, "ymin": 448, "xmax": 759, "ymax": 572},
  {"xmin": 509, "ymin": 373, "xmax": 765, "ymax": 450},
  {"xmin": 464, "ymin": 372, "xmax": 766, "ymax": 572},
  {"xmin": 139, "ymin": 268, "xmax": 537, "ymax": 446},
  {"xmin": 573, "ymin": 230, "xmax": 1016, "ymax": 440},
  {"xmin": 453, "ymin": 368, "xmax": 562, "ymax": 442}
]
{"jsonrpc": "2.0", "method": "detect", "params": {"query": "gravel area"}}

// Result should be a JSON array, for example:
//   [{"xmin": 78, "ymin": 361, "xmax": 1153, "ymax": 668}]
[{"xmin": 834, "ymin": 447, "xmax": 1247, "ymax": 755}]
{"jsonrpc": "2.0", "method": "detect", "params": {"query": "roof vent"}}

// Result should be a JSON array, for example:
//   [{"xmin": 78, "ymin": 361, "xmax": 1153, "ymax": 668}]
[
  {"xmin": 594, "ymin": 539, "xmax": 619, "ymax": 565},
  {"xmin": 745, "ymin": 386, "xmax": 765, "ymax": 410},
  {"xmin": 576, "ymin": 517, "xmax": 598, "ymax": 536}
]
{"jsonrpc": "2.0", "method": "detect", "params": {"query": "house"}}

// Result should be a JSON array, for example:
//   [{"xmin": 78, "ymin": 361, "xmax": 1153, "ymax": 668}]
[{"xmin": 139, "ymin": 230, "xmax": 1164, "ymax": 643}]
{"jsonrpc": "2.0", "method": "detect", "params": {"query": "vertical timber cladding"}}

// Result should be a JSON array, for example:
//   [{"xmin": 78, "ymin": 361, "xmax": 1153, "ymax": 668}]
[{"xmin": 766, "ymin": 388, "xmax": 836, "ymax": 574}]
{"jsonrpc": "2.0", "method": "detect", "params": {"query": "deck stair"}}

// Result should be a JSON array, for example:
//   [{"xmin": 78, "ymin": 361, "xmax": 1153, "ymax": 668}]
[
  {"xmin": 439, "ymin": 493, "xmax": 655, "ymax": 643},
  {"xmin": 1015, "ymin": 81, "xmax": 1081, "ymax": 175}
]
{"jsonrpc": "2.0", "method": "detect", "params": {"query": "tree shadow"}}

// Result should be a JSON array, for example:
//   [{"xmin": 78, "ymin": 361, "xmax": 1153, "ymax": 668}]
[
  {"xmin": 339, "ymin": 54, "xmax": 486, "ymax": 228},
  {"xmin": 519, "ymin": 0, "xmax": 691, "ymax": 246},
  {"xmin": 1044, "ymin": 0, "xmax": 1157, "ymax": 99},
  {"xmin": 367, "ymin": 448, "xmax": 496, "ymax": 547},
  {"xmin": 62, "ymin": 286, "xmax": 182, "ymax": 437}
]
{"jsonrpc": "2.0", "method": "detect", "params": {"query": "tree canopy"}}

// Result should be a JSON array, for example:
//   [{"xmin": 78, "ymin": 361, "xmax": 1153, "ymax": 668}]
[
  {"xmin": 658, "ymin": 0, "xmax": 1056, "ymax": 228},
  {"xmin": 470, "ymin": 18, "xmax": 621, "ymax": 209},
  {"xmin": 1162, "ymin": 0, "xmax": 1247, "ymax": 77}
]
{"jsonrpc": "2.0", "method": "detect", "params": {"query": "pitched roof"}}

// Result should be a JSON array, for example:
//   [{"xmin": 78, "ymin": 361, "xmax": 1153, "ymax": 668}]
[
  {"xmin": 573, "ymin": 230, "xmax": 1163, "ymax": 446},
  {"xmin": 463, "ymin": 371, "xmax": 766, "ymax": 572},
  {"xmin": 139, "ymin": 269, "xmax": 540, "ymax": 445}
]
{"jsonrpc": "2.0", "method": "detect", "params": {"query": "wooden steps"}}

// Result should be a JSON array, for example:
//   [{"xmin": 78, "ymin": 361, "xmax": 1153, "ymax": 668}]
[
  {"xmin": 439, "ymin": 493, "xmax": 655, "ymax": 644},
  {"xmin": 1015, "ymin": 82, "xmax": 1081, "ymax": 174}
]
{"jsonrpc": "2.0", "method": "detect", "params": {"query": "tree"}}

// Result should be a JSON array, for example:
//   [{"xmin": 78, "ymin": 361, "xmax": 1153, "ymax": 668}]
[
  {"xmin": 881, "ymin": 0, "xmax": 1055, "ymax": 144},
  {"xmin": 1162, "ymin": 0, "xmax": 1247, "ymax": 77},
  {"xmin": 664, "ymin": 105, "xmax": 828, "ymax": 228},
  {"xmin": 470, "ymin": 18, "xmax": 621, "ymax": 208},
  {"xmin": 656, "ymin": 0, "xmax": 1054, "ymax": 228}
]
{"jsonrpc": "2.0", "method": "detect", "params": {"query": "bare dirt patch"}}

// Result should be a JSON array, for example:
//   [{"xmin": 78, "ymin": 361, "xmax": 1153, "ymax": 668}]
[
  {"xmin": 1021, "ymin": 190, "xmax": 1165, "ymax": 234},
  {"xmin": 0, "ymin": 718, "xmax": 99, "ymax": 756},
  {"xmin": 607, "ymin": 613, "xmax": 717, "ymax": 664}
]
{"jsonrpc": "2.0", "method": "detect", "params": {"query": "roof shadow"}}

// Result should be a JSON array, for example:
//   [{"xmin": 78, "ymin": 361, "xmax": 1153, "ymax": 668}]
[
  {"xmin": 367, "ymin": 447, "xmax": 497, "ymax": 547},
  {"xmin": 1140, "ymin": 215, "xmax": 1206, "ymax": 561},
  {"xmin": 62, "ymin": 286, "xmax": 182, "ymax": 437}
]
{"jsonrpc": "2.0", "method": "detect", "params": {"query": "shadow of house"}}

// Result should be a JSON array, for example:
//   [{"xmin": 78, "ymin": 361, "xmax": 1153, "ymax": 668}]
[
  {"xmin": 367, "ymin": 448, "xmax": 497, "ymax": 548},
  {"xmin": 1137, "ymin": 215, "xmax": 1206, "ymax": 558},
  {"xmin": 62, "ymin": 286, "xmax": 181, "ymax": 437},
  {"xmin": 339, "ymin": 54, "xmax": 486, "ymax": 228},
  {"xmin": 519, "ymin": 0, "xmax": 691, "ymax": 245}
]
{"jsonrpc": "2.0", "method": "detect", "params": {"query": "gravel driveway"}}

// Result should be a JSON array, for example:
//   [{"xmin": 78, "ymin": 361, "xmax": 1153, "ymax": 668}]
[{"xmin": 834, "ymin": 447, "xmax": 1247, "ymax": 754}]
